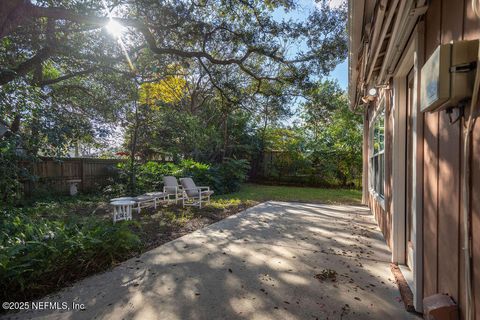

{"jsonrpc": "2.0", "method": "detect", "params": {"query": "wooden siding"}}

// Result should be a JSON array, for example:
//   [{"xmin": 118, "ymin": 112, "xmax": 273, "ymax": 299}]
[
  {"xmin": 422, "ymin": 0, "xmax": 479, "ymax": 318},
  {"xmin": 369, "ymin": 192, "xmax": 391, "ymax": 248},
  {"xmin": 362, "ymin": 0, "xmax": 480, "ymax": 318}
]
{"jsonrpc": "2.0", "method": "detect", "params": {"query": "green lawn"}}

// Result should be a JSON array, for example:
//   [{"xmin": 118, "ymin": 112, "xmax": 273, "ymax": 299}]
[{"xmin": 217, "ymin": 183, "xmax": 363, "ymax": 205}]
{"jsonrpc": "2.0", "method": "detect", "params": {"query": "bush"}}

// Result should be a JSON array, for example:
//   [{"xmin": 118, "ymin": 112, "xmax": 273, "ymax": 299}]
[
  {"xmin": 179, "ymin": 159, "xmax": 214, "ymax": 187},
  {"xmin": 215, "ymin": 158, "xmax": 250, "ymax": 194},
  {"xmin": 109, "ymin": 158, "xmax": 250, "ymax": 196},
  {"xmin": 0, "ymin": 207, "xmax": 141, "ymax": 301}
]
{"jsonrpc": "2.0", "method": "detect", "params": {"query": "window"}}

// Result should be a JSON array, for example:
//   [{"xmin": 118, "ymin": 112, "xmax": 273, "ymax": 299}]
[{"xmin": 370, "ymin": 108, "xmax": 385, "ymax": 198}]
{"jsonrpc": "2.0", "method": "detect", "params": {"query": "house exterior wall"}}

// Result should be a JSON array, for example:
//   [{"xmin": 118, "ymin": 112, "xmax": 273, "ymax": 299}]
[
  {"xmin": 422, "ymin": 1, "xmax": 480, "ymax": 318},
  {"xmin": 357, "ymin": 0, "xmax": 480, "ymax": 318}
]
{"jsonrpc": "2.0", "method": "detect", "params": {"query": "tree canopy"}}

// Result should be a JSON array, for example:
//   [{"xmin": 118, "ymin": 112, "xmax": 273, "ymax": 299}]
[
  {"xmin": 0, "ymin": 0, "xmax": 347, "ymax": 86},
  {"xmin": 1, "ymin": 0, "xmax": 347, "ymax": 154},
  {"xmin": 0, "ymin": 0, "xmax": 359, "ymax": 201}
]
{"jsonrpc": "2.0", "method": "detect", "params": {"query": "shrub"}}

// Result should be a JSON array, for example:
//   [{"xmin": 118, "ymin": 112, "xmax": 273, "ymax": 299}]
[
  {"xmin": 0, "ymin": 207, "xmax": 141, "ymax": 301},
  {"xmin": 179, "ymin": 159, "xmax": 213, "ymax": 186},
  {"xmin": 136, "ymin": 161, "xmax": 175, "ymax": 193},
  {"xmin": 108, "ymin": 158, "xmax": 250, "ymax": 196},
  {"xmin": 215, "ymin": 158, "xmax": 250, "ymax": 194}
]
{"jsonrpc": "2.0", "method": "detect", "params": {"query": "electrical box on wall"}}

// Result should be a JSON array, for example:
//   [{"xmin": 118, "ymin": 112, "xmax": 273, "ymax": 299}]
[{"xmin": 420, "ymin": 40, "xmax": 479, "ymax": 112}]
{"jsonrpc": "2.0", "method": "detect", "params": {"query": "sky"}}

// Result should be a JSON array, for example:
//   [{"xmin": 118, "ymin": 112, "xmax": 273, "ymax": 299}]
[
  {"xmin": 271, "ymin": 0, "xmax": 348, "ymax": 127},
  {"xmin": 328, "ymin": 60, "xmax": 348, "ymax": 89},
  {"xmin": 272, "ymin": 0, "xmax": 348, "ymax": 90},
  {"xmin": 323, "ymin": 0, "xmax": 348, "ymax": 89}
]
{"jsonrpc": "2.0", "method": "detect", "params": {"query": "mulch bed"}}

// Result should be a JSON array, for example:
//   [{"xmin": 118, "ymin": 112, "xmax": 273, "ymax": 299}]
[{"xmin": 105, "ymin": 200, "xmax": 258, "ymax": 252}]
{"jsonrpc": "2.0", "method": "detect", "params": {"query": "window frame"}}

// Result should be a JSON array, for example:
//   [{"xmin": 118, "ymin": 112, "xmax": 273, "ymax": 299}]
[{"xmin": 369, "ymin": 100, "xmax": 386, "ymax": 203}]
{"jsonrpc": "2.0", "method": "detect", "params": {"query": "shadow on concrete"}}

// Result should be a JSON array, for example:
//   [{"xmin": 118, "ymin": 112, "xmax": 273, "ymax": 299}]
[{"xmin": 5, "ymin": 202, "xmax": 418, "ymax": 320}]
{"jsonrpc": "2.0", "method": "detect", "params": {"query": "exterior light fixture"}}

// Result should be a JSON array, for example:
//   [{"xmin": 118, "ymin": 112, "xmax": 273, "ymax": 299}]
[
  {"xmin": 361, "ymin": 85, "xmax": 378, "ymax": 103},
  {"xmin": 368, "ymin": 87, "xmax": 378, "ymax": 97}
]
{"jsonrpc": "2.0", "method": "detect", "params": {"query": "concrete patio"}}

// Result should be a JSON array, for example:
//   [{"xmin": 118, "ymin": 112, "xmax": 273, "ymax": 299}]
[{"xmin": 5, "ymin": 202, "xmax": 418, "ymax": 320}]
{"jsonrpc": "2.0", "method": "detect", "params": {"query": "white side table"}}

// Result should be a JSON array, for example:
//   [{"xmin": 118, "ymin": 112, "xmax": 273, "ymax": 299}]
[{"xmin": 111, "ymin": 200, "xmax": 135, "ymax": 223}]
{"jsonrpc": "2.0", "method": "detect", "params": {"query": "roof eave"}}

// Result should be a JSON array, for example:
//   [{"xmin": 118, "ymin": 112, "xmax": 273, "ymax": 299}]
[{"xmin": 348, "ymin": 0, "xmax": 365, "ymax": 112}]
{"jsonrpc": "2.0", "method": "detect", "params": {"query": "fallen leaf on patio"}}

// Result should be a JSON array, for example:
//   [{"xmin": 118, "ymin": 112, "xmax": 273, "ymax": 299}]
[{"xmin": 314, "ymin": 269, "xmax": 337, "ymax": 282}]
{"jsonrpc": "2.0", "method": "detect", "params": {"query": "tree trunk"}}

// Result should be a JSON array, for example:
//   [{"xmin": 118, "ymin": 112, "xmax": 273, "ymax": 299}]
[
  {"xmin": 222, "ymin": 113, "xmax": 228, "ymax": 161},
  {"xmin": 258, "ymin": 108, "xmax": 269, "ymax": 177},
  {"xmin": 129, "ymin": 101, "xmax": 139, "ymax": 194}
]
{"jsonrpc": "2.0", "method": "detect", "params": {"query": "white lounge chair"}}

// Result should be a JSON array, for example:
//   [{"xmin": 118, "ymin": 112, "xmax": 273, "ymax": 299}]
[
  {"xmin": 180, "ymin": 177, "xmax": 214, "ymax": 208},
  {"xmin": 111, "ymin": 194, "xmax": 163, "ymax": 213},
  {"xmin": 163, "ymin": 176, "xmax": 184, "ymax": 204}
]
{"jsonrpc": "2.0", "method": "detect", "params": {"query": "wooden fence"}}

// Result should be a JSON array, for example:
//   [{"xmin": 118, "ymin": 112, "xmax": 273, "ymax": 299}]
[{"xmin": 22, "ymin": 157, "xmax": 123, "ymax": 196}]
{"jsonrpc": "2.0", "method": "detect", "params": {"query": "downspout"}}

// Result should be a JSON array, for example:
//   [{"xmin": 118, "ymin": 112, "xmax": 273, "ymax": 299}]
[
  {"xmin": 463, "ymin": 89, "xmax": 476, "ymax": 320},
  {"xmin": 462, "ymin": 5, "xmax": 480, "ymax": 320},
  {"xmin": 463, "ymin": 18, "xmax": 480, "ymax": 320}
]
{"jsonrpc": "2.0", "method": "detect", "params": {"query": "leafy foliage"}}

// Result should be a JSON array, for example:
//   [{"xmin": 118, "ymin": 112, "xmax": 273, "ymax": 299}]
[
  {"xmin": 0, "ymin": 0, "xmax": 352, "ymax": 200},
  {"xmin": 215, "ymin": 158, "xmax": 251, "ymax": 193},
  {"xmin": 112, "ymin": 158, "xmax": 250, "ymax": 196},
  {"xmin": 302, "ymin": 81, "xmax": 363, "ymax": 187},
  {"xmin": 0, "ymin": 205, "xmax": 141, "ymax": 301},
  {"xmin": 257, "ymin": 80, "xmax": 363, "ymax": 188},
  {"xmin": 139, "ymin": 76, "xmax": 187, "ymax": 107},
  {"xmin": 0, "ymin": 136, "xmax": 26, "ymax": 205}
]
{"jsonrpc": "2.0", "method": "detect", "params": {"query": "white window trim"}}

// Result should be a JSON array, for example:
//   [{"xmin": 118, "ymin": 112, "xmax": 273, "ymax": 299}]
[
  {"xmin": 368, "ymin": 98, "xmax": 386, "ymax": 209},
  {"xmin": 391, "ymin": 21, "xmax": 424, "ymax": 313}
]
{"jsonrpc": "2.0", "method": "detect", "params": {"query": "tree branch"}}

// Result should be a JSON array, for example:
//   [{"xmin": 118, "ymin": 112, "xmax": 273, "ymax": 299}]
[
  {"xmin": 0, "ymin": 46, "xmax": 54, "ymax": 85},
  {"xmin": 1, "ymin": 0, "xmax": 293, "ymax": 86},
  {"xmin": 39, "ymin": 68, "xmax": 95, "ymax": 86}
]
